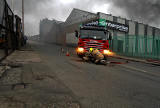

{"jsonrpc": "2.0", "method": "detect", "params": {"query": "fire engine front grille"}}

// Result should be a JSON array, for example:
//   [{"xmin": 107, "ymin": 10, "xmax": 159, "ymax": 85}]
[{"xmin": 84, "ymin": 42, "xmax": 104, "ymax": 52}]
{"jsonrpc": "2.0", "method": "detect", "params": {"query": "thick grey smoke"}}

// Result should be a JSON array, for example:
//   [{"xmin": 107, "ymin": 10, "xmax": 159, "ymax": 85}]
[
  {"xmin": 111, "ymin": 0, "xmax": 160, "ymax": 26},
  {"xmin": 6, "ymin": 0, "xmax": 110, "ymax": 35},
  {"xmin": 6, "ymin": 0, "xmax": 160, "ymax": 35}
]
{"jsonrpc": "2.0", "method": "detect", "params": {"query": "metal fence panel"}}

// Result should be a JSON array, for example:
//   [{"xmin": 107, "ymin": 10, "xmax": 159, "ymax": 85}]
[
  {"xmin": 110, "ymin": 35, "xmax": 160, "ymax": 60},
  {"xmin": 0, "ymin": 0, "xmax": 5, "ymax": 25},
  {"xmin": 0, "ymin": 0, "xmax": 18, "ymax": 61}
]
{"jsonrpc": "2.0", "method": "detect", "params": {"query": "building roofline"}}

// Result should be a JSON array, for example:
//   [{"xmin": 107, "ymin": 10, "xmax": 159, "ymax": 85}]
[
  {"xmin": 64, "ymin": 8, "xmax": 97, "ymax": 22},
  {"xmin": 73, "ymin": 8, "xmax": 96, "ymax": 15}
]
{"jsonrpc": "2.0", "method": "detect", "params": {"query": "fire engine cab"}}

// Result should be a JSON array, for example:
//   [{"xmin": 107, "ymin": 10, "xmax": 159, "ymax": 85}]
[{"xmin": 75, "ymin": 19, "xmax": 112, "ymax": 58}]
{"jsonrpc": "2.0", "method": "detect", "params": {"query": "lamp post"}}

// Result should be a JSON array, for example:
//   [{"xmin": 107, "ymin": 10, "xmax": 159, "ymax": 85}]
[
  {"xmin": 22, "ymin": 0, "xmax": 24, "ymax": 36},
  {"xmin": 11, "ymin": 0, "xmax": 14, "ymax": 12}
]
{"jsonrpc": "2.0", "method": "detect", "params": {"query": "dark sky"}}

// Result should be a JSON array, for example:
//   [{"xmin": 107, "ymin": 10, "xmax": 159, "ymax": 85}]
[{"xmin": 6, "ymin": 0, "xmax": 160, "ymax": 35}]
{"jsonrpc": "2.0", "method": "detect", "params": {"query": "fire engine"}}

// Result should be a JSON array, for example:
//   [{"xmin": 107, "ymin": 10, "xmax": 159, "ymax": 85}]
[{"xmin": 75, "ymin": 19, "xmax": 112, "ymax": 59}]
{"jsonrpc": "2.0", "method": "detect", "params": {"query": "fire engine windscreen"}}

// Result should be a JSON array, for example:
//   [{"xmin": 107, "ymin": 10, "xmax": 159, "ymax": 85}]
[{"xmin": 80, "ymin": 30, "xmax": 108, "ymax": 40}]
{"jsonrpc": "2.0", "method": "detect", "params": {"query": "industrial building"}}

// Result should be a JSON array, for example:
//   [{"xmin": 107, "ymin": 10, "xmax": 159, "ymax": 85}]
[{"xmin": 40, "ymin": 8, "xmax": 160, "ymax": 59}]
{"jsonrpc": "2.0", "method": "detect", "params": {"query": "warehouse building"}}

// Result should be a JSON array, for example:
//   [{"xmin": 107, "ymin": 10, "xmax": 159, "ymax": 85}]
[
  {"xmin": 40, "ymin": 8, "xmax": 160, "ymax": 59},
  {"xmin": 39, "ymin": 18, "xmax": 63, "ymax": 43}
]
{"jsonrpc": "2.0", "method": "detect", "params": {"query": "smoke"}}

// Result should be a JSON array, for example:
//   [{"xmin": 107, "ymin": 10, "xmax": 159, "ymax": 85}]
[
  {"xmin": 111, "ymin": 0, "xmax": 160, "ymax": 26},
  {"xmin": 6, "ymin": 0, "xmax": 160, "ymax": 35}
]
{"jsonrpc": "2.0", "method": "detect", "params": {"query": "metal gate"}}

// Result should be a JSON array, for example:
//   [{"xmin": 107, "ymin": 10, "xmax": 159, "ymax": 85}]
[{"xmin": 0, "ymin": 0, "xmax": 23, "ymax": 61}]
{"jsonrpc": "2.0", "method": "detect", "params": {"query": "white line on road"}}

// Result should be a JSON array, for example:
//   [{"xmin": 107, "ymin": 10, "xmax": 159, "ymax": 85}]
[{"xmin": 119, "ymin": 65, "xmax": 147, "ymax": 73}]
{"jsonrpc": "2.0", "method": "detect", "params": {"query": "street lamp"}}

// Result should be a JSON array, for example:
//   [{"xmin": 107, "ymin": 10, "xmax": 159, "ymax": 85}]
[
  {"xmin": 11, "ymin": 0, "xmax": 14, "ymax": 12},
  {"xmin": 22, "ymin": 0, "xmax": 24, "ymax": 36}
]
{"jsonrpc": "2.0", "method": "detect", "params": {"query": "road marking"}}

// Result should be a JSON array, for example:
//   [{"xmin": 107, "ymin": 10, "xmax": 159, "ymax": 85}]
[{"xmin": 120, "ymin": 65, "xmax": 147, "ymax": 73}]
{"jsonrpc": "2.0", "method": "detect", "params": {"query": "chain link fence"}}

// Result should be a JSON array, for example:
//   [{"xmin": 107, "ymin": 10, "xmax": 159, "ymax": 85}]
[{"xmin": 110, "ymin": 35, "xmax": 160, "ymax": 60}]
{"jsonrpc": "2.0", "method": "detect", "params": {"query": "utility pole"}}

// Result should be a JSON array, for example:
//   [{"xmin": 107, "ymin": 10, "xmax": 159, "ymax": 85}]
[
  {"xmin": 11, "ymin": 0, "xmax": 14, "ymax": 12},
  {"xmin": 11, "ymin": 0, "xmax": 13, "ymax": 12},
  {"xmin": 22, "ymin": 0, "xmax": 24, "ymax": 36}
]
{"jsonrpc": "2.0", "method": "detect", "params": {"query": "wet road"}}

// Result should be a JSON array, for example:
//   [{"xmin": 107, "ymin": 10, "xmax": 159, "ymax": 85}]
[{"xmin": 31, "ymin": 41, "xmax": 160, "ymax": 108}]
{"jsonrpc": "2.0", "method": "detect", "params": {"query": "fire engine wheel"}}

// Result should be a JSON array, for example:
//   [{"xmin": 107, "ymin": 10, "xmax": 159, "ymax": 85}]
[
  {"xmin": 104, "ymin": 55, "xmax": 108, "ymax": 61},
  {"xmin": 77, "ymin": 54, "xmax": 84, "ymax": 58}
]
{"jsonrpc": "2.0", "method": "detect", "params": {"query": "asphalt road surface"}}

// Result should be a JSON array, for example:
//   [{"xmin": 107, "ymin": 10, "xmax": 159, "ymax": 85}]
[{"xmin": 31, "ymin": 41, "xmax": 160, "ymax": 108}]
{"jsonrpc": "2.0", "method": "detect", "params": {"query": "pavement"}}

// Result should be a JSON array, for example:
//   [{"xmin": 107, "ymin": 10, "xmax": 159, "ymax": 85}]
[
  {"xmin": 0, "ymin": 43, "xmax": 80, "ymax": 108},
  {"xmin": 111, "ymin": 54, "xmax": 160, "ymax": 66},
  {"xmin": 0, "ymin": 40, "xmax": 160, "ymax": 108}
]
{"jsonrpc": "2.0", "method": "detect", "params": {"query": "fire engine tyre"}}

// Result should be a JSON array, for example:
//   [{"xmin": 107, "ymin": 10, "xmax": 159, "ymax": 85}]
[
  {"xmin": 77, "ymin": 54, "xmax": 84, "ymax": 58},
  {"xmin": 104, "ymin": 55, "xmax": 108, "ymax": 61}
]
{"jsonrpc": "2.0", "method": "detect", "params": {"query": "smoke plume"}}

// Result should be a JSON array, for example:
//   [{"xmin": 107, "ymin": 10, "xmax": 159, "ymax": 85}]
[
  {"xmin": 111, "ymin": 0, "xmax": 160, "ymax": 26},
  {"xmin": 6, "ymin": 0, "xmax": 160, "ymax": 35}
]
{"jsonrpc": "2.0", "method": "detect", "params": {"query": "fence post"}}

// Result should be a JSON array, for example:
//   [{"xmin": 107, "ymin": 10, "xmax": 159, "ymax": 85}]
[
  {"xmin": 135, "ymin": 22, "xmax": 139, "ymax": 56},
  {"xmin": 125, "ymin": 19, "xmax": 129, "ymax": 54},
  {"xmin": 152, "ymin": 27, "xmax": 155, "ymax": 58},
  {"xmin": 113, "ymin": 16, "xmax": 117, "ymax": 52},
  {"xmin": 144, "ymin": 24, "xmax": 148, "ymax": 58}
]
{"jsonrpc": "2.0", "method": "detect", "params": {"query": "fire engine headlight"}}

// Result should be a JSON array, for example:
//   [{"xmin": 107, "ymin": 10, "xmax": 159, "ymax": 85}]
[
  {"xmin": 103, "ymin": 50, "xmax": 111, "ymax": 55},
  {"xmin": 77, "ymin": 47, "xmax": 84, "ymax": 53}
]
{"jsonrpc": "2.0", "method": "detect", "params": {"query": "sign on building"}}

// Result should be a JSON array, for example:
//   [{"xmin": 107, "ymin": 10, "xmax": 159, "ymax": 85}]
[
  {"xmin": 106, "ymin": 20, "xmax": 129, "ymax": 33},
  {"xmin": 81, "ymin": 19, "xmax": 129, "ymax": 33}
]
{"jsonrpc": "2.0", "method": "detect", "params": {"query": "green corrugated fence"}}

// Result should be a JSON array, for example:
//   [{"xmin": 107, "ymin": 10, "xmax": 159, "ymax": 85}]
[{"xmin": 109, "ymin": 35, "xmax": 160, "ymax": 60}]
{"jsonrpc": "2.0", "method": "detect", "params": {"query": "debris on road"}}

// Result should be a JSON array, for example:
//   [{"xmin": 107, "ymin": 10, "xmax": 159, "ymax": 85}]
[
  {"xmin": 0, "ymin": 66, "xmax": 11, "ymax": 78},
  {"xmin": 0, "ymin": 62, "xmax": 22, "ymax": 68},
  {"xmin": 147, "ymin": 59, "xmax": 160, "ymax": 65},
  {"xmin": 109, "ymin": 61, "xmax": 129, "ymax": 64},
  {"xmin": 111, "ymin": 55, "xmax": 160, "ymax": 66}
]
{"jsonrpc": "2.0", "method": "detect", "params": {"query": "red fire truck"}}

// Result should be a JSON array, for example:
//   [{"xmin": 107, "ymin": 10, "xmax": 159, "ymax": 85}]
[{"xmin": 75, "ymin": 19, "xmax": 112, "ymax": 59}]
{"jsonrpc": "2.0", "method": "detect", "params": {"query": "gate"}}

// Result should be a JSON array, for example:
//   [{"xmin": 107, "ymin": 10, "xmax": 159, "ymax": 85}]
[{"xmin": 0, "ymin": 0, "xmax": 23, "ymax": 61}]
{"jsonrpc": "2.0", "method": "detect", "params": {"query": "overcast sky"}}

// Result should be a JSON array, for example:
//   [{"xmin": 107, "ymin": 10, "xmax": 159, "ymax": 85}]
[{"xmin": 6, "ymin": 0, "xmax": 160, "ymax": 36}]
